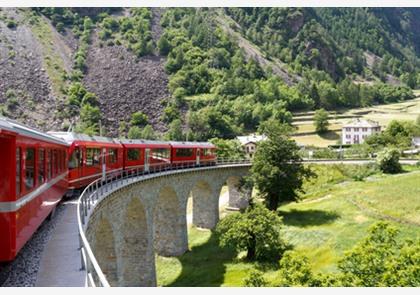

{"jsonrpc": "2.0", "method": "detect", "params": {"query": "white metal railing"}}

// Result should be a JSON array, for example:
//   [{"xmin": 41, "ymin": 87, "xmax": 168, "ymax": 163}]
[{"xmin": 77, "ymin": 158, "xmax": 250, "ymax": 287}]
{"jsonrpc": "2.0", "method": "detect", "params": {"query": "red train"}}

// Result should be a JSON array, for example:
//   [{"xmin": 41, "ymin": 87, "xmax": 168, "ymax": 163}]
[
  {"xmin": 0, "ymin": 117, "xmax": 216, "ymax": 262},
  {"xmin": 0, "ymin": 118, "xmax": 69, "ymax": 262}
]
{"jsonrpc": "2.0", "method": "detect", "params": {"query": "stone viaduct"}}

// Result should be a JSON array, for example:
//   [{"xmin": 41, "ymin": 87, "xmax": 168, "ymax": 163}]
[{"xmin": 82, "ymin": 164, "xmax": 251, "ymax": 287}]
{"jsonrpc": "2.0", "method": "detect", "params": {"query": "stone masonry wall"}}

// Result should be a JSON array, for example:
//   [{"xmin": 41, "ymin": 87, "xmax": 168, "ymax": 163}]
[{"xmin": 85, "ymin": 165, "xmax": 250, "ymax": 286}]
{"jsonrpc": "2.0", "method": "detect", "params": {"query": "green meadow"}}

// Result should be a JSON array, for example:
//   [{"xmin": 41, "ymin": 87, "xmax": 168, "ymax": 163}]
[{"xmin": 155, "ymin": 165, "xmax": 420, "ymax": 286}]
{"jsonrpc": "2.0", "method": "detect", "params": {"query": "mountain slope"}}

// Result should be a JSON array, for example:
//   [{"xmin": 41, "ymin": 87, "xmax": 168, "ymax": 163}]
[{"xmin": 0, "ymin": 7, "xmax": 418, "ymax": 140}]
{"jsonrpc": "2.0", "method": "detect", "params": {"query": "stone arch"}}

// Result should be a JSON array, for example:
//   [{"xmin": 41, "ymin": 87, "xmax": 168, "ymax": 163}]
[
  {"xmin": 190, "ymin": 180, "xmax": 219, "ymax": 229},
  {"xmin": 153, "ymin": 186, "xmax": 187, "ymax": 256},
  {"xmin": 120, "ymin": 197, "xmax": 155, "ymax": 286},
  {"xmin": 226, "ymin": 175, "xmax": 250, "ymax": 209},
  {"xmin": 91, "ymin": 216, "xmax": 118, "ymax": 286}
]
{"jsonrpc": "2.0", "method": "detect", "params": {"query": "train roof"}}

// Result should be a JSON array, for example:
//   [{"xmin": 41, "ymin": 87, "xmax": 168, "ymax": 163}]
[
  {"xmin": 47, "ymin": 131, "xmax": 121, "ymax": 145},
  {"xmin": 0, "ymin": 116, "xmax": 69, "ymax": 146},
  {"xmin": 119, "ymin": 138, "xmax": 171, "ymax": 146},
  {"xmin": 169, "ymin": 141, "xmax": 215, "ymax": 148}
]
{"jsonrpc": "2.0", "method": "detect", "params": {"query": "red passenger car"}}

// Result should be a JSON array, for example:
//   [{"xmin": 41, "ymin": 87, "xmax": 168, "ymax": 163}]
[
  {"xmin": 0, "ymin": 117, "xmax": 69, "ymax": 262},
  {"xmin": 170, "ymin": 141, "xmax": 216, "ymax": 167},
  {"xmin": 121, "ymin": 139, "xmax": 171, "ymax": 173},
  {"xmin": 48, "ymin": 132, "xmax": 124, "ymax": 190}
]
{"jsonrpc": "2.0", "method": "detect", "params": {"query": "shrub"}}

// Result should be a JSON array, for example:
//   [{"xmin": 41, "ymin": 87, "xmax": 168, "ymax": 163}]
[
  {"xmin": 376, "ymin": 148, "xmax": 401, "ymax": 174},
  {"xmin": 339, "ymin": 222, "xmax": 420, "ymax": 286},
  {"xmin": 276, "ymin": 251, "xmax": 321, "ymax": 286},
  {"xmin": 243, "ymin": 270, "xmax": 268, "ymax": 287},
  {"xmin": 6, "ymin": 19, "xmax": 17, "ymax": 28},
  {"xmin": 130, "ymin": 111, "xmax": 149, "ymax": 127}
]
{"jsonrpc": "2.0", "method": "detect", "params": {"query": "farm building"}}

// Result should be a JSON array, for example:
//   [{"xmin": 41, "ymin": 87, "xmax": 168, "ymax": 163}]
[
  {"xmin": 342, "ymin": 118, "xmax": 381, "ymax": 145},
  {"xmin": 236, "ymin": 133, "xmax": 267, "ymax": 159}
]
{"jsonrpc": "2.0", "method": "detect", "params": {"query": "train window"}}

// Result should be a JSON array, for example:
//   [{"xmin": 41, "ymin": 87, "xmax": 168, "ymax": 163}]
[
  {"xmin": 16, "ymin": 148, "xmax": 21, "ymax": 196},
  {"xmin": 152, "ymin": 148, "xmax": 170, "ymax": 159},
  {"xmin": 62, "ymin": 151, "xmax": 67, "ymax": 170},
  {"xmin": 58, "ymin": 150, "xmax": 62, "ymax": 173},
  {"xmin": 69, "ymin": 148, "xmax": 81, "ymax": 169},
  {"xmin": 48, "ymin": 150, "xmax": 52, "ymax": 179},
  {"xmin": 109, "ymin": 148, "xmax": 118, "ymax": 164},
  {"xmin": 86, "ymin": 148, "xmax": 101, "ymax": 166},
  {"xmin": 53, "ymin": 150, "xmax": 58, "ymax": 176},
  {"xmin": 175, "ymin": 148, "xmax": 193, "ymax": 157},
  {"xmin": 25, "ymin": 148, "xmax": 35, "ymax": 191},
  {"xmin": 38, "ymin": 148, "xmax": 45, "ymax": 184},
  {"xmin": 62, "ymin": 150, "xmax": 66, "ymax": 170},
  {"xmin": 127, "ymin": 148, "xmax": 141, "ymax": 161}
]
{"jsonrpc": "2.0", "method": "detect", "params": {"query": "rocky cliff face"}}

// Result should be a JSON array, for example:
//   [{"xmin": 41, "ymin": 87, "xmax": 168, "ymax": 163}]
[
  {"xmin": 0, "ymin": 8, "xmax": 72, "ymax": 130},
  {"xmin": 83, "ymin": 32, "xmax": 170, "ymax": 137},
  {"xmin": 0, "ymin": 7, "xmax": 170, "ymax": 135}
]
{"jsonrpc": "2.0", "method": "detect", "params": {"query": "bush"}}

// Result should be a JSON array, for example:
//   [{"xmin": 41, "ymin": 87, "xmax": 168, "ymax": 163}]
[
  {"xmin": 6, "ymin": 19, "xmax": 17, "ymax": 28},
  {"xmin": 376, "ymin": 148, "xmax": 401, "ymax": 174},
  {"xmin": 243, "ymin": 270, "xmax": 268, "ymax": 287},
  {"xmin": 130, "ymin": 111, "xmax": 149, "ymax": 127},
  {"xmin": 339, "ymin": 222, "xmax": 420, "ymax": 286},
  {"xmin": 276, "ymin": 251, "xmax": 321, "ymax": 286}
]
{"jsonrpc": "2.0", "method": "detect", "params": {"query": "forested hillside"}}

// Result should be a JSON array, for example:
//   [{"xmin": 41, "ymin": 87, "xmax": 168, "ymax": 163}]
[{"xmin": 0, "ymin": 7, "xmax": 419, "ymax": 139}]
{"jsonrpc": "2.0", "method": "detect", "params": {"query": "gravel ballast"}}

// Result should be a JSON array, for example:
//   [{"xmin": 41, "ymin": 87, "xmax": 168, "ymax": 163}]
[{"xmin": 0, "ymin": 200, "xmax": 70, "ymax": 287}]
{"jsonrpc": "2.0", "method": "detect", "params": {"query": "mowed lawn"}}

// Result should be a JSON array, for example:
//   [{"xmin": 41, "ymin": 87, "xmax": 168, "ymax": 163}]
[{"xmin": 155, "ymin": 168, "xmax": 420, "ymax": 286}]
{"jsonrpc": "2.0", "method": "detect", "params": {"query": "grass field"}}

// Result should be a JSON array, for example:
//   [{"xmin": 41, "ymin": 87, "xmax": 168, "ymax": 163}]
[
  {"xmin": 155, "ymin": 165, "xmax": 420, "ymax": 286},
  {"xmin": 292, "ymin": 94, "xmax": 420, "ymax": 147}
]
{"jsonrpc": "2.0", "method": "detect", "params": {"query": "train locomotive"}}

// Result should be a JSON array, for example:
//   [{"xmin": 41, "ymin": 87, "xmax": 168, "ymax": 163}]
[{"xmin": 0, "ymin": 116, "xmax": 216, "ymax": 262}]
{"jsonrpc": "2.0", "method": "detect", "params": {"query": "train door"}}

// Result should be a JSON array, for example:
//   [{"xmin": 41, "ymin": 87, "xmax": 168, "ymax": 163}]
[
  {"xmin": 0, "ymin": 134, "xmax": 15, "ymax": 201},
  {"xmin": 145, "ymin": 148, "xmax": 150, "ymax": 172},
  {"xmin": 102, "ymin": 148, "xmax": 106, "ymax": 180},
  {"xmin": 196, "ymin": 148, "xmax": 200, "ymax": 166}
]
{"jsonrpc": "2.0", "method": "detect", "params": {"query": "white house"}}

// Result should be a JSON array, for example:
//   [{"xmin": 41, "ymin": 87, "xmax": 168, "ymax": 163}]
[
  {"xmin": 236, "ymin": 133, "xmax": 267, "ymax": 159},
  {"xmin": 342, "ymin": 118, "xmax": 381, "ymax": 145}
]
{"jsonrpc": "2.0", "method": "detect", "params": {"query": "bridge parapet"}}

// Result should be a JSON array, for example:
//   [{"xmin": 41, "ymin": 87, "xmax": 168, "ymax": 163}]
[{"xmin": 77, "ymin": 160, "xmax": 251, "ymax": 287}]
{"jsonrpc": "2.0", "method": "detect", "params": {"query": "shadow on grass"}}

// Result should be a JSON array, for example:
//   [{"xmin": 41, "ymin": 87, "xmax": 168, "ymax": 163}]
[
  {"xmin": 168, "ymin": 231, "xmax": 236, "ymax": 286},
  {"xmin": 278, "ymin": 209, "xmax": 340, "ymax": 227},
  {"xmin": 319, "ymin": 131, "xmax": 340, "ymax": 140}
]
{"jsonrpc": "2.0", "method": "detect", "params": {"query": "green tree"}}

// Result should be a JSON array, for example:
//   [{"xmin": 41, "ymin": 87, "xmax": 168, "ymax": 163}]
[
  {"xmin": 376, "ymin": 147, "xmax": 401, "ymax": 174},
  {"xmin": 127, "ymin": 126, "xmax": 142, "ymax": 139},
  {"xmin": 76, "ymin": 104, "xmax": 101, "ymax": 135},
  {"xmin": 165, "ymin": 119, "xmax": 184, "ymax": 141},
  {"xmin": 209, "ymin": 138, "xmax": 246, "ymax": 160},
  {"xmin": 157, "ymin": 34, "xmax": 171, "ymax": 55},
  {"xmin": 139, "ymin": 124, "xmax": 157, "ymax": 140},
  {"xmin": 251, "ymin": 120, "xmax": 312, "ymax": 210},
  {"xmin": 215, "ymin": 203, "xmax": 286, "ymax": 261},
  {"xmin": 313, "ymin": 108, "xmax": 330, "ymax": 133},
  {"xmin": 130, "ymin": 111, "xmax": 149, "ymax": 127}
]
